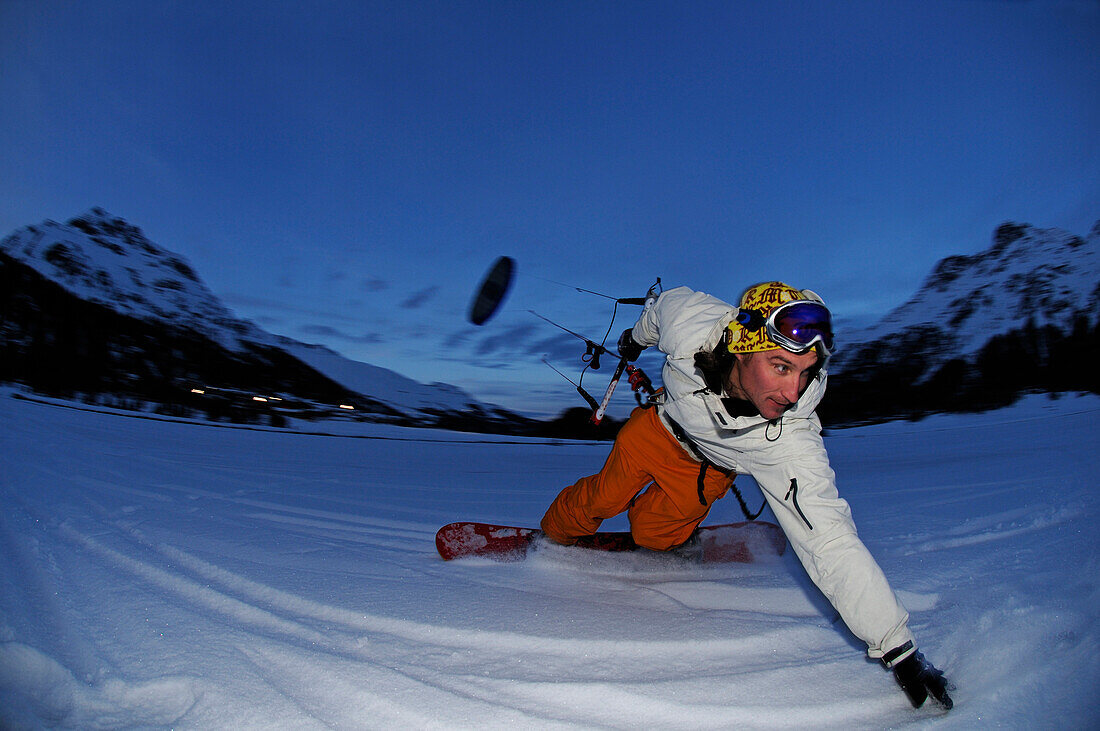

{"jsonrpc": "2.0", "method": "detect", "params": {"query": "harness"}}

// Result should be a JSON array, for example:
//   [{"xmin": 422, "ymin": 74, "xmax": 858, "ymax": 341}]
[{"xmin": 662, "ymin": 412, "xmax": 765, "ymax": 519}]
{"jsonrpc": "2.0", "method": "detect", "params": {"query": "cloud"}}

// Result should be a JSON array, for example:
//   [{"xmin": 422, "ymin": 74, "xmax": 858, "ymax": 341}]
[
  {"xmin": 400, "ymin": 286, "xmax": 440, "ymax": 309},
  {"xmin": 221, "ymin": 294, "xmax": 366, "ymax": 324},
  {"xmin": 362, "ymin": 277, "xmax": 389, "ymax": 292},
  {"xmin": 442, "ymin": 330, "xmax": 473, "ymax": 349},
  {"xmin": 445, "ymin": 325, "xmax": 590, "ymax": 370},
  {"xmin": 298, "ymin": 324, "xmax": 384, "ymax": 344},
  {"xmin": 468, "ymin": 323, "xmax": 533, "ymax": 357}
]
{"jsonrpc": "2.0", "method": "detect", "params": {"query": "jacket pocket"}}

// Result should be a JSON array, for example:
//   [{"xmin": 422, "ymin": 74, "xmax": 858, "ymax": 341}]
[{"xmin": 785, "ymin": 478, "xmax": 813, "ymax": 530}]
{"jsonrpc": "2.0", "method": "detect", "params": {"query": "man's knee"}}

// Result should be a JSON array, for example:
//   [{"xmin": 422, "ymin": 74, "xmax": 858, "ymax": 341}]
[
  {"xmin": 628, "ymin": 487, "xmax": 708, "ymax": 551},
  {"xmin": 540, "ymin": 486, "xmax": 589, "ymax": 545},
  {"xmin": 629, "ymin": 513, "xmax": 695, "ymax": 552}
]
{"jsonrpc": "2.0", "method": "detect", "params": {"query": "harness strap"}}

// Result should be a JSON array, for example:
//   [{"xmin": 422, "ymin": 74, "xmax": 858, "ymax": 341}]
[
  {"xmin": 663, "ymin": 415, "xmax": 712, "ymax": 505},
  {"xmin": 696, "ymin": 461, "xmax": 710, "ymax": 506},
  {"xmin": 663, "ymin": 413, "xmax": 765, "ymax": 518}
]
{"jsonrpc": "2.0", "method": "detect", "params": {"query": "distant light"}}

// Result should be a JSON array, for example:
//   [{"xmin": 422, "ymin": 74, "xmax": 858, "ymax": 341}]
[
  {"xmin": 253, "ymin": 396, "xmax": 268, "ymax": 403},
  {"xmin": 339, "ymin": 404, "xmax": 355, "ymax": 410},
  {"xmin": 191, "ymin": 388, "xmax": 205, "ymax": 394}
]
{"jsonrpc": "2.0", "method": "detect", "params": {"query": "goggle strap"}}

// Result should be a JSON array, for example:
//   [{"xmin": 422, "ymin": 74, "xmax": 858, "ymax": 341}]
[{"xmin": 735, "ymin": 309, "xmax": 767, "ymax": 331}]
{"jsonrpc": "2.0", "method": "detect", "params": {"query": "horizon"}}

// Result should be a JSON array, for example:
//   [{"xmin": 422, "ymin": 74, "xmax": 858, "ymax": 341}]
[{"xmin": 2, "ymin": 207, "xmax": 1097, "ymax": 419}]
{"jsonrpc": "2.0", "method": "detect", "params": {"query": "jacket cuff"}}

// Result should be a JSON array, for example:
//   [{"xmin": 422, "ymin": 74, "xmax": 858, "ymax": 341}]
[{"xmin": 879, "ymin": 640, "xmax": 916, "ymax": 668}]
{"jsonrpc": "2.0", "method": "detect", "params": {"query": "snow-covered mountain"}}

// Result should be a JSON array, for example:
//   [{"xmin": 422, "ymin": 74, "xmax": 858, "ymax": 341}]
[
  {"xmin": 821, "ymin": 219, "xmax": 1100, "ymax": 424},
  {"xmin": 0, "ymin": 208, "xmax": 274, "ymax": 352},
  {"xmin": 0, "ymin": 208, "xmax": 518, "ymax": 426},
  {"xmin": 831, "ymin": 220, "xmax": 1100, "ymax": 375}
]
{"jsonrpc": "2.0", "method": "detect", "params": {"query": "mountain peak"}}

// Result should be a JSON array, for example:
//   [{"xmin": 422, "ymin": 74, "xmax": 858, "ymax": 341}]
[
  {"xmin": 923, "ymin": 221, "xmax": 1090, "ymax": 295},
  {"xmin": 1, "ymin": 211, "xmax": 265, "ymax": 350},
  {"xmin": 63, "ymin": 207, "xmax": 192, "ymax": 273},
  {"xmin": 831, "ymin": 218, "xmax": 1099, "ymax": 376}
]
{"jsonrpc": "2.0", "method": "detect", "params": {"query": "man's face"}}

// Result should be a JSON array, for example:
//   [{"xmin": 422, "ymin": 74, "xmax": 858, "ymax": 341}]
[{"xmin": 725, "ymin": 348, "xmax": 820, "ymax": 420}]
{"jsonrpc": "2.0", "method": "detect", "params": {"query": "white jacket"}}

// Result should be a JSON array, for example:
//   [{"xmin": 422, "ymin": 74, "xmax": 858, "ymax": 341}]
[{"xmin": 631, "ymin": 287, "xmax": 915, "ymax": 661}]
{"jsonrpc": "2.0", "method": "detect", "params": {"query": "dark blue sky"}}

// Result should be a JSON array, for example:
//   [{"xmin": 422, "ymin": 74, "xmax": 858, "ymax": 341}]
[{"xmin": 2, "ymin": 1, "xmax": 1097, "ymax": 415}]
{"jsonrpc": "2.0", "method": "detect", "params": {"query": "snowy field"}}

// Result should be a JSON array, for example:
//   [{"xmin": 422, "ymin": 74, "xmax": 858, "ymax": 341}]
[{"xmin": 1, "ymin": 390, "xmax": 1097, "ymax": 729}]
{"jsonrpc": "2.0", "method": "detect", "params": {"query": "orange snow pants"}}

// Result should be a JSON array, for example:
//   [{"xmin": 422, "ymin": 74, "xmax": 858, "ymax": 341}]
[{"xmin": 541, "ymin": 406, "xmax": 734, "ymax": 551}]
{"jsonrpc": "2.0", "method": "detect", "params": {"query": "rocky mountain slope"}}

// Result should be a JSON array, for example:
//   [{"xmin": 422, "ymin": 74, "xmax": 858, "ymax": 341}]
[
  {"xmin": 0, "ymin": 208, "xmax": 525, "ymax": 429},
  {"xmin": 823, "ymin": 220, "xmax": 1099, "ymax": 423}
]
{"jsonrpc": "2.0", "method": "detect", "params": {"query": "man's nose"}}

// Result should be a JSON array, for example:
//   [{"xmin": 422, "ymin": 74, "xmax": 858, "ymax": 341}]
[{"xmin": 781, "ymin": 380, "xmax": 800, "ymax": 404}]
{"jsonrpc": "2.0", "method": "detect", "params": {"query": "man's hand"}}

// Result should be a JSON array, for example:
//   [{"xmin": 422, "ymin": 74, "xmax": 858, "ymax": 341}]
[
  {"xmin": 890, "ymin": 648, "xmax": 954, "ymax": 710},
  {"xmin": 617, "ymin": 328, "xmax": 644, "ymax": 361}
]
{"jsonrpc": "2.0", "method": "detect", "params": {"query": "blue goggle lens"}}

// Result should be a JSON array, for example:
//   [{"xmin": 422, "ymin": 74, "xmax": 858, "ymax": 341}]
[{"xmin": 771, "ymin": 302, "xmax": 834, "ymax": 353}]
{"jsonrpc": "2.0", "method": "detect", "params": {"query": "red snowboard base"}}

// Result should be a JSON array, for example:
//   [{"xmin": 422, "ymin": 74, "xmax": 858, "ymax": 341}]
[{"xmin": 435, "ymin": 521, "xmax": 786, "ymax": 563}]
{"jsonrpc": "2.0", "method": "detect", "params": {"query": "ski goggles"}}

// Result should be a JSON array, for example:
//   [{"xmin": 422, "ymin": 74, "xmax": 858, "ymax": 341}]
[{"xmin": 735, "ymin": 300, "xmax": 835, "ymax": 356}]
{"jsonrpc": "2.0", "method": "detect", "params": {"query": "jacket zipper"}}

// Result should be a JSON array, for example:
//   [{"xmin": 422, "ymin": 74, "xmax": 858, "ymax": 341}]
[{"xmin": 785, "ymin": 478, "xmax": 813, "ymax": 530}]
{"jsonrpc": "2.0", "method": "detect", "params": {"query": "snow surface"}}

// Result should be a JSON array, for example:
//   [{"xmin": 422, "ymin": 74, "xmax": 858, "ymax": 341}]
[{"xmin": 1, "ymin": 390, "xmax": 1097, "ymax": 729}]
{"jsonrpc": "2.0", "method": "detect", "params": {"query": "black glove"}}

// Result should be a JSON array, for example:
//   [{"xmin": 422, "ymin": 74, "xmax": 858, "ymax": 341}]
[
  {"xmin": 617, "ymin": 328, "xmax": 644, "ymax": 361},
  {"xmin": 887, "ymin": 645, "xmax": 954, "ymax": 710}
]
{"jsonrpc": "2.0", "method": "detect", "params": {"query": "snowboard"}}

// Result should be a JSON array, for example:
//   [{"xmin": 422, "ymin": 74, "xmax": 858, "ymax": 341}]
[{"xmin": 435, "ymin": 521, "xmax": 786, "ymax": 563}]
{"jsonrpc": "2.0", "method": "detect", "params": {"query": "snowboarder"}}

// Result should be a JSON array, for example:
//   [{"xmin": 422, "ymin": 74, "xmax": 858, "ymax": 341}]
[{"xmin": 541, "ymin": 282, "xmax": 953, "ymax": 709}]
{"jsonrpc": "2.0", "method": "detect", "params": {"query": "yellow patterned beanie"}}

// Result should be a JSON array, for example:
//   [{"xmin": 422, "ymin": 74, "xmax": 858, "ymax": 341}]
[{"xmin": 727, "ymin": 281, "xmax": 811, "ymax": 354}]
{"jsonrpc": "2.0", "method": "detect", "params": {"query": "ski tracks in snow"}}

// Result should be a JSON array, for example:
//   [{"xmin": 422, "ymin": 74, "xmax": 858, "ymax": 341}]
[
  {"xmin": 55, "ymin": 516, "xmax": 862, "ymax": 728},
  {"xmin": 7, "ymin": 394, "xmax": 1097, "ymax": 727}
]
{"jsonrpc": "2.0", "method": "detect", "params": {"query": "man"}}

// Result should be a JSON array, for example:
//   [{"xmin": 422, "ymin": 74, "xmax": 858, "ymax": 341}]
[{"xmin": 541, "ymin": 282, "xmax": 953, "ymax": 710}]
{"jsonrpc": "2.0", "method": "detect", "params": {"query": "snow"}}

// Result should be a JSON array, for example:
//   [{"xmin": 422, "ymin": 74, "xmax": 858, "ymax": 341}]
[{"xmin": 1, "ymin": 389, "xmax": 1098, "ymax": 729}]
